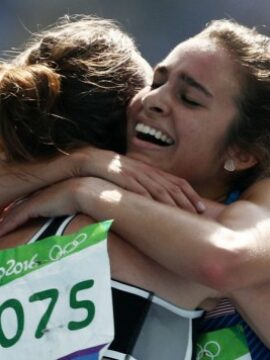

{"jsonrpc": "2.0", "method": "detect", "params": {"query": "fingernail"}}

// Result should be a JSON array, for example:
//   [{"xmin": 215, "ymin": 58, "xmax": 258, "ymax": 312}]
[{"xmin": 197, "ymin": 201, "xmax": 206, "ymax": 213}]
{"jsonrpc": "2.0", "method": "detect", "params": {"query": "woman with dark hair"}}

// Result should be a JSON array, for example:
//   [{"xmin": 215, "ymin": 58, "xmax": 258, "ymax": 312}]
[{"xmin": 1, "ymin": 15, "xmax": 153, "ymax": 158}]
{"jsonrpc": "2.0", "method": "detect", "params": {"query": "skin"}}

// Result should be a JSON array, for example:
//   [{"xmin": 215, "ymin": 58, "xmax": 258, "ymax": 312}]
[
  {"xmin": 127, "ymin": 37, "xmax": 254, "ymax": 198},
  {"xmin": 0, "ymin": 157, "xmax": 219, "ymax": 310},
  {"xmin": 0, "ymin": 36, "xmax": 270, "ymax": 346}
]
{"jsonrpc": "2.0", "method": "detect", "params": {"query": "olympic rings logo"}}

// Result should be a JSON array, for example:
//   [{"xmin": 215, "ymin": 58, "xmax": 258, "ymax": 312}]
[
  {"xmin": 196, "ymin": 341, "xmax": 221, "ymax": 360},
  {"xmin": 49, "ymin": 233, "xmax": 88, "ymax": 261}
]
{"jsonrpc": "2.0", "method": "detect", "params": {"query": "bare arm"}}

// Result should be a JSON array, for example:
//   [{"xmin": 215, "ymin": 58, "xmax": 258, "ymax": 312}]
[
  {"xmin": 230, "ymin": 284, "xmax": 270, "ymax": 348},
  {"xmin": 2, "ymin": 176, "xmax": 269, "ymax": 290},
  {"xmin": 0, "ymin": 147, "xmax": 205, "ymax": 213},
  {"xmin": 0, "ymin": 148, "xmax": 119, "ymax": 208},
  {"xmin": 49, "ymin": 213, "xmax": 220, "ymax": 310},
  {"xmin": 92, "ymin": 178, "xmax": 270, "ymax": 292},
  {"xmin": 2, "ymin": 148, "xmax": 270, "ymax": 345},
  {"xmin": 61, "ymin": 177, "xmax": 270, "ymax": 348},
  {"xmin": 0, "ymin": 156, "xmax": 75, "ymax": 208},
  {"xmin": 1, "ymin": 176, "xmax": 270, "ymax": 345}
]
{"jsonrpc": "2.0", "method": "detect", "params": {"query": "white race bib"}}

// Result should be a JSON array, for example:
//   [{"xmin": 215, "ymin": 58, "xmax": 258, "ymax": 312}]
[{"xmin": 0, "ymin": 220, "xmax": 114, "ymax": 359}]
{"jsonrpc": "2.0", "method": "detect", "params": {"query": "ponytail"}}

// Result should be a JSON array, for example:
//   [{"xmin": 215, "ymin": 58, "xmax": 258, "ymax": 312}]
[{"xmin": 0, "ymin": 63, "xmax": 61, "ymax": 161}]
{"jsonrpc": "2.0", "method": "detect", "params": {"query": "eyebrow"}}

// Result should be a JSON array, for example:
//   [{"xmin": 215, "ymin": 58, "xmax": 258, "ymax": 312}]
[
  {"xmin": 181, "ymin": 74, "xmax": 213, "ymax": 98},
  {"xmin": 155, "ymin": 65, "xmax": 213, "ymax": 98}
]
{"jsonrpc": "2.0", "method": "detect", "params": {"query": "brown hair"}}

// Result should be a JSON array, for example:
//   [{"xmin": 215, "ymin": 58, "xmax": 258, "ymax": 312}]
[
  {"xmin": 200, "ymin": 19, "xmax": 270, "ymax": 187},
  {"xmin": 0, "ymin": 15, "xmax": 152, "ymax": 161}
]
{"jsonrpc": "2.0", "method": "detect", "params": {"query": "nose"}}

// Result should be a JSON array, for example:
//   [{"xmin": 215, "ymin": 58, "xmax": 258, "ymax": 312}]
[{"xmin": 141, "ymin": 87, "xmax": 170, "ymax": 116}]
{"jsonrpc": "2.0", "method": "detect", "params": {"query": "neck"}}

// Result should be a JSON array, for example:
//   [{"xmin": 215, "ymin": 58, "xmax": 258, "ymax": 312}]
[
  {"xmin": 193, "ymin": 180, "xmax": 231, "ymax": 203},
  {"xmin": 192, "ymin": 181, "xmax": 231, "ymax": 220}
]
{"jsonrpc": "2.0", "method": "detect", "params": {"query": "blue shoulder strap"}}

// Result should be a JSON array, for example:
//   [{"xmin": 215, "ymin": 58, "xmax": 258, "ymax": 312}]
[{"xmin": 224, "ymin": 189, "xmax": 242, "ymax": 205}]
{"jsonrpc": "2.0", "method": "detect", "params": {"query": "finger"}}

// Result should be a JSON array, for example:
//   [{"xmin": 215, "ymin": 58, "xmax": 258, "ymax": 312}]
[
  {"xmin": 122, "ymin": 177, "xmax": 153, "ymax": 199},
  {"xmin": 137, "ymin": 172, "xmax": 198, "ymax": 211},
  {"xmin": 148, "ymin": 186, "xmax": 179, "ymax": 207},
  {"xmin": 151, "ymin": 172, "xmax": 205, "ymax": 213},
  {"xmin": 0, "ymin": 202, "xmax": 33, "ymax": 236},
  {"xmin": 180, "ymin": 183, "xmax": 206, "ymax": 213},
  {"xmin": 150, "ymin": 185, "xmax": 198, "ymax": 212},
  {"xmin": 0, "ymin": 187, "xmax": 69, "ymax": 236},
  {"xmin": 135, "ymin": 176, "xmax": 179, "ymax": 207},
  {"xmin": 169, "ymin": 189, "xmax": 199, "ymax": 212}
]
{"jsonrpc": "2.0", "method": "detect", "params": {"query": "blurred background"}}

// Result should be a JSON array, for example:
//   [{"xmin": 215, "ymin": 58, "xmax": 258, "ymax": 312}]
[{"xmin": 1, "ymin": 0, "xmax": 270, "ymax": 65}]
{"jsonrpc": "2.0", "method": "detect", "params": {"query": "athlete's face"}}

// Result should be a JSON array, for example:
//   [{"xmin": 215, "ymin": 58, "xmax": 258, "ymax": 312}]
[{"xmin": 127, "ymin": 37, "xmax": 242, "ymax": 196}]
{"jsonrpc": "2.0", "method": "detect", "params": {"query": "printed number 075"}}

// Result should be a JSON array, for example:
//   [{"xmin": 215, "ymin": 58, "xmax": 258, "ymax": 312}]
[{"xmin": 0, "ymin": 279, "xmax": 95, "ymax": 348}]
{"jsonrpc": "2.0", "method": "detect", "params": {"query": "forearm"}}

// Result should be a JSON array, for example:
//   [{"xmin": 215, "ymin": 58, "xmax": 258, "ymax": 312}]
[
  {"xmin": 76, "ymin": 180, "xmax": 240, "ymax": 290},
  {"xmin": 94, "ymin": 184, "xmax": 270, "ymax": 292},
  {"xmin": 231, "ymin": 285, "xmax": 270, "ymax": 348},
  {"xmin": 0, "ymin": 177, "xmax": 265, "ymax": 292},
  {"xmin": 0, "ymin": 147, "xmax": 114, "ymax": 208},
  {"xmin": 0, "ymin": 156, "xmax": 74, "ymax": 207},
  {"xmin": 98, "ymin": 188, "xmax": 270, "ymax": 343}
]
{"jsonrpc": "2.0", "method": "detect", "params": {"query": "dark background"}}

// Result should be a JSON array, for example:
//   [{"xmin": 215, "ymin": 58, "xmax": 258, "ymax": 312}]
[{"xmin": 1, "ymin": 0, "xmax": 270, "ymax": 65}]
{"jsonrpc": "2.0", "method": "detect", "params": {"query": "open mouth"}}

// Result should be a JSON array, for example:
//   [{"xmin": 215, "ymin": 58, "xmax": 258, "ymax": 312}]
[{"xmin": 135, "ymin": 123, "xmax": 174, "ymax": 147}]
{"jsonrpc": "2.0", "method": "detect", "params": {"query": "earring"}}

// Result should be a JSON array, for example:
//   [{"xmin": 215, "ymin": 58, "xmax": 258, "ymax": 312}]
[{"xmin": 224, "ymin": 159, "xmax": 236, "ymax": 172}]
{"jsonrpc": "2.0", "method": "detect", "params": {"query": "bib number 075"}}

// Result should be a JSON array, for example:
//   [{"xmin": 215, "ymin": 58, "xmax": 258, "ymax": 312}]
[{"xmin": 0, "ymin": 279, "xmax": 95, "ymax": 348}]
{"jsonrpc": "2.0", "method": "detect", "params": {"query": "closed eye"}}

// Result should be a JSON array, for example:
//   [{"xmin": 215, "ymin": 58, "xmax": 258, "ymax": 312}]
[{"xmin": 181, "ymin": 95, "xmax": 201, "ymax": 107}]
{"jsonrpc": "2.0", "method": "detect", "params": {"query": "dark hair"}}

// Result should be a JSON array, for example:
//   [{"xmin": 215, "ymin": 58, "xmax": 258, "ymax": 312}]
[
  {"xmin": 200, "ymin": 19, "xmax": 270, "ymax": 187},
  {"xmin": 0, "ymin": 15, "xmax": 152, "ymax": 161}
]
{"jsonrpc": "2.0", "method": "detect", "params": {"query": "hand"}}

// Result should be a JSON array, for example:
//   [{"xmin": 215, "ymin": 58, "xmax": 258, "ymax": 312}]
[
  {"xmin": 0, "ymin": 152, "xmax": 87, "ymax": 208},
  {"xmin": 0, "ymin": 146, "xmax": 205, "ymax": 213},
  {"xmin": 0, "ymin": 172, "xmax": 204, "ymax": 236},
  {"xmin": 71, "ymin": 147, "xmax": 205, "ymax": 213},
  {"xmin": 0, "ymin": 178, "xmax": 98, "ymax": 235}
]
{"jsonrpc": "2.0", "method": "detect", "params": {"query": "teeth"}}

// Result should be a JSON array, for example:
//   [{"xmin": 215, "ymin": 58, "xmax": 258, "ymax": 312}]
[
  {"xmin": 135, "ymin": 123, "xmax": 174, "ymax": 145},
  {"xmin": 161, "ymin": 134, "xmax": 167, "ymax": 142},
  {"xmin": 143, "ymin": 125, "xmax": 150, "ymax": 133},
  {"xmin": 136, "ymin": 123, "xmax": 143, "ymax": 132}
]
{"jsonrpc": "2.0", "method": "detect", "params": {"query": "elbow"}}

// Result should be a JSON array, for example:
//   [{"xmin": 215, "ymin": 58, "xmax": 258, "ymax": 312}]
[
  {"xmin": 198, "ymin": 233, "xmax": 247, "ymax": 293},
  {"xmin": 199, "ymin": 254, "xmax": 239, "ymax": 293}
]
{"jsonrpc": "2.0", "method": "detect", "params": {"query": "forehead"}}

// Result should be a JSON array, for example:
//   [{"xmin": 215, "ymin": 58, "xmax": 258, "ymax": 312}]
[{"xmin": 158, "ymin": 37, "xmax": 241, "ymax": 99}]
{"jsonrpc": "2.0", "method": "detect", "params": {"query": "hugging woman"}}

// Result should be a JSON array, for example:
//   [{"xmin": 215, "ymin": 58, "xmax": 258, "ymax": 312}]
[{"xmin": 0, "ymin": 15, "xmax": 204, "ymax": 360}]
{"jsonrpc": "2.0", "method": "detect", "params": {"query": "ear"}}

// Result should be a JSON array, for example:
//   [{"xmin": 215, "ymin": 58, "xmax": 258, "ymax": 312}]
[{"xmin": 225, "ymin": 146, "xmax": 258, "ymax": 171}]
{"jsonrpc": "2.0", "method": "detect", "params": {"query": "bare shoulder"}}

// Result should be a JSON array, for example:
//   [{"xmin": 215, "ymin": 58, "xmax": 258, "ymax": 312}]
[
  {"xmin": 217, "ymin": 178, "xmax": 270, "ymax": 229},
  {"xmin": 63, "ymin": 214, "xmax": 98, "ymax": 235},
  {"xmin": 241, "ymin": 178, "xmax": 270, "ymax": 206}
]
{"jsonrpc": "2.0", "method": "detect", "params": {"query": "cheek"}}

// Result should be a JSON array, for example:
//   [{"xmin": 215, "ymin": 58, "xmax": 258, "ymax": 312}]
[
  {"xmin": 127, "ymin": 90, "xmax": 150, "ymax": 134},
  {"xmin": 127, "ymin": 87, "xmax": 148, "ymax": 115},
  {"xmin": 127, "ymin": 98, "xmax": 140, "ymax": 126}
]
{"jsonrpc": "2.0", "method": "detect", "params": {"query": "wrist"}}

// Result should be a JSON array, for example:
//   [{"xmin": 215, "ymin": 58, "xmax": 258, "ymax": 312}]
[{"xmin": 70, "ymin": 147, "xmax": 117, "ymax": 179}]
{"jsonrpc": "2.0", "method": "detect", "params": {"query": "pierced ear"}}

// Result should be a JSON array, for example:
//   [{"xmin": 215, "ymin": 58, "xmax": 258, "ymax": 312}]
[{"xmin": 225, "ymin": 147, "xmax": 258, "ymax": 171}]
